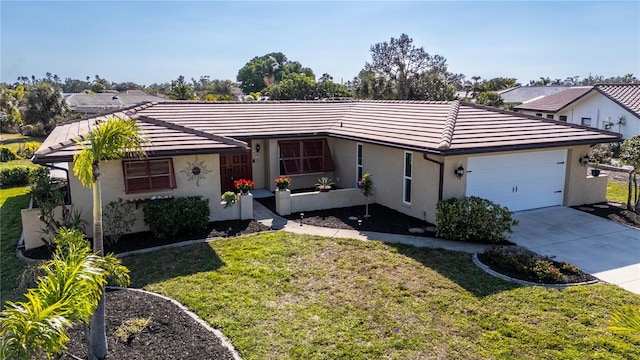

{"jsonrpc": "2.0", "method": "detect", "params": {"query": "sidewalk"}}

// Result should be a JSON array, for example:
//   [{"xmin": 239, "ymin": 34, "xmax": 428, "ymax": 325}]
[{"xmin": 253, "ymin": 200, "xmax": 489, "ymax": 254}]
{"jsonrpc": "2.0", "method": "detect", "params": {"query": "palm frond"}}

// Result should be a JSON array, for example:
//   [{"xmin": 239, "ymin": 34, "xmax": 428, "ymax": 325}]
[{"xmin": 608, "ymin": 305, "xmax": 640, "ymax": 334}]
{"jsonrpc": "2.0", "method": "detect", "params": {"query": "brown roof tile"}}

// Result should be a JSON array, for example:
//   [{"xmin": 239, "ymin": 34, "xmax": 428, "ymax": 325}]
[
  {"xmin": 594, "ymin": 84, "xmax": 640, "ymax": 118},
  {"xmin": 514, "ymin": 87, "xmax": 592, "ymax": 112},
  {"xmin": 33, "ymin": 100, "xmax": 620, "ymax": 163}
]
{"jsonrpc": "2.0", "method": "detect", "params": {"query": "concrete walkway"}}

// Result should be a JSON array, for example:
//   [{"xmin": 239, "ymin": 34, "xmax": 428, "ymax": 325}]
[
  {"xmin": 254, "ymin": 200, "xmax": 640, "ymax": 294},
  {"xmin": 253, "ymin": 200, "xmax": 489, "ymax": 254}
]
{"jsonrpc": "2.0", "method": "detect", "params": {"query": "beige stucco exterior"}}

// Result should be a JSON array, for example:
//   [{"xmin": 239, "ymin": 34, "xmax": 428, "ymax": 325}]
[{"xmin": 67, "ymin": 153, "xmax": 241, "ymax": 238}]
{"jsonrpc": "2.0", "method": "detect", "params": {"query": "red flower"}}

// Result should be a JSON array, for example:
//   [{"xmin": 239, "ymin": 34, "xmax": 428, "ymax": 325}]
[{"xmin": 234, "ymin": 179, "xmax": 255, "ymax": 192}]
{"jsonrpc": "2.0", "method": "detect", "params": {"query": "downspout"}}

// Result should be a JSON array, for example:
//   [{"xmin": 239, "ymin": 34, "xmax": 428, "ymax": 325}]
[
  {"xmin": 422, "ymin": 153, "xmax": 444, "ymax": 201},
  {"xmin": 46, "ymin": 163, "xmax": 72, "ymax": 205}
]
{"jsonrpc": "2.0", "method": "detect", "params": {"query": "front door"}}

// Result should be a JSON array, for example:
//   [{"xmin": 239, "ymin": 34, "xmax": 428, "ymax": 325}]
[{"xmin": 219, "ymin": 151, "xmax": 252, "ymax": 193}]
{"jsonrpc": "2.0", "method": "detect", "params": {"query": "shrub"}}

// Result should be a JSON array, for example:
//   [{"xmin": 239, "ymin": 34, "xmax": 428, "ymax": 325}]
[
  {"xmin": 532, "ymin": 259, "xmax": 562, "ymax": 281},
  {"xmin": 16, "ymin": 141, "xmax": 41, "ymax": 159},
  {"xmin": 104, "ymin": 198, "xmax": 137, "ymax": 245},
  {"xmin": 0, "ymin": 147, "xmax": 16, "ymax": 162},
  {"xmin": 436, "ymin": 196, "xmax": 518, "ymax": 243},
  {"xmin": 589, "ymin": 143, "xmax": 613, "ymax": 164},
  {"xmin": 143, "ymin": 196, "xmax": 210, "ymax": 239},
  {"xmin": 0, "ymin": 166, "xmax": 32, "ymax": 188},
  {"xmin": 482, "ymin": 246, "xmax": 574, "ymax": 283}
]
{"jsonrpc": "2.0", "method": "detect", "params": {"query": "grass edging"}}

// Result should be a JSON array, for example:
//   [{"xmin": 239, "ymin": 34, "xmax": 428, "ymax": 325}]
[
  {"xmin": 106, "ymin": 286, "xmax": 242, "ymax": 360},
  {"xmin": 472, "ymin": 253, "xmax": 600, "ymax": 288}
]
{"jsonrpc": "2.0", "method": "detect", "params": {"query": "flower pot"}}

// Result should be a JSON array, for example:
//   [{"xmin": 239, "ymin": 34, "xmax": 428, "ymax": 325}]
[{"xmin": 591, "ymin": 169, "xmax": 600, "ymax": 177}]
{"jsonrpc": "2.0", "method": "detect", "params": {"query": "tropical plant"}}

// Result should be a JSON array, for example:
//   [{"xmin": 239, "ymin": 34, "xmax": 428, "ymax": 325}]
[
  {"xmin": 72, "ymin": 116, "xmax": 145, "ymax": 360},
  {"xmin": 608, "ymin": 306, "xmax": 640, "ymax": 334},
  {"xmin": 620, "ymin": 135, "xmax": 640, "ymax": 213},
  {"xmin": 274, "ymin": 176, "xmax": 292, "ymax": 190},
  {"xmin": 221, "ymin": 191, "xmax": 238, "ymax": 208},
  {"xmin": 315, "ymin": 177, "xmax": 335, "ymax": 191},
  {"xmin": 234, "ymin": 179, "xmax": 255, "ymax": 194},
  {"xmin": 0, "ymin": 228, "xmax": 130, "ymax": 360}
]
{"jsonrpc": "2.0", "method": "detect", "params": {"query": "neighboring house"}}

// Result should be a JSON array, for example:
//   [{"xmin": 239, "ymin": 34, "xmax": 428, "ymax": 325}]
[
  {"xmin": 515, "ymin": 84, "xmax": 640, "ymax": 138},
  {"xmin": 66, "ymin": 91, "xmax": 166, "ymax": 115},
  {"xmin": 499, "ymin": 86, "xmax": 570, "ymax": 106},
  {"xmin": 26, "ymin": 100, "xmax": 619, "ymax": 248}
]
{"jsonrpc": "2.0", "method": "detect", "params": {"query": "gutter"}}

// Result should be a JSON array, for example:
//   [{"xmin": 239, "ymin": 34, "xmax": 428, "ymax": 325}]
[{"xmin": 422, "ymin": 153, "xmax": 444, "ymax": 201}]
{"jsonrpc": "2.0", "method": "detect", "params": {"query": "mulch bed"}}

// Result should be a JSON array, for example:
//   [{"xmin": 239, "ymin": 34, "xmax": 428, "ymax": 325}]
[
  {"xmin": 62, "ymin": 288, "xmax": 237, "ymax": 360},
  {"xmin": 476, "ymin": 252, "xmax": 598, "ymax": 284},
  {"xmin": 256, "ymin": 197, "xmax": 438, "ymax": 237},
  {"xmin": 572, "ymin": 202, "xmax": 640, "ymax": 229}
]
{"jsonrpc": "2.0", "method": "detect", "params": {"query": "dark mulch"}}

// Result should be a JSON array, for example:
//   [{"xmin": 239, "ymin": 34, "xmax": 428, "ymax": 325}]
[
  {"xmin": 63, "ymin": 288, "xmax": 236, "ymax": 360},
  {"xmin": 476, "ymin": 253, "xmax": 598, "ymax": 284},
  {"xmin": 573, "ymin": 202, "xmax": 640, "ymax": 229},
  {"xmin": 22, "ymin": 219, "xmax": 271, "ymax": 260},
  {"xmin": 257, "ymin": 197, "xmax": 438, "ymax": 237}
]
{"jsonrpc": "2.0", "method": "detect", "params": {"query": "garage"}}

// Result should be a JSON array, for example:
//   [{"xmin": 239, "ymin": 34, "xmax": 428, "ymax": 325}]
[{"xmin": 466, "ymin": 149, "xmax": 567, "ymax": 212}]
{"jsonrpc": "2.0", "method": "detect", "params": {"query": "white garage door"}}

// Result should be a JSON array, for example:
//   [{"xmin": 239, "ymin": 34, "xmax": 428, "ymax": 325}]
[{"xmin": 466, "ymin": 150, "xmax": 567, "ymax": 212}]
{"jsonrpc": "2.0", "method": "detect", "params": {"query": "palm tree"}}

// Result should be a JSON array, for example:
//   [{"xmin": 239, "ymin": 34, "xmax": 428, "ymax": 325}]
[
  {"xmin": 73, "ymin": 117, "xmax": 145, "ymax": 359},
  {"xmin": 0, "ymin": 228, "xmax": 130, "ymax": 359},
  {"xmin": 608, "ymin": 306, "xmax": 640, "ymax": 334}
]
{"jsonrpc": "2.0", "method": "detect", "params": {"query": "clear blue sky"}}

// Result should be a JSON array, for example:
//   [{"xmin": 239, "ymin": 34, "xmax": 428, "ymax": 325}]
[{"xmin": 1, "ymin": 1, "xmax": 639, "ymax": 86}]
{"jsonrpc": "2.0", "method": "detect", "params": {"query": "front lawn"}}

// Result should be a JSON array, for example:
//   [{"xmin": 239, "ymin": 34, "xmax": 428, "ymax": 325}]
[
  {"xmin": 608, "ymin": 180, "xmax": 631, "ymax": 204},
  {"xmin": 0, "ymin": 186, "xmax": 31, "ymax": 304},
  {"xmin": 122, "ymin": 232, "xmax": 640, "ymax": 359}
]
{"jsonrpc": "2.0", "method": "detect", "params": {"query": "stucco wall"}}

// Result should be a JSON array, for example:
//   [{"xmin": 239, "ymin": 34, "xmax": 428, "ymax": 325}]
[
  {"xmin": 67, "ymin": 153, "xmax": 234, "ymax": 238},
  {"xmin": 290, "ymin": 188, "xmax": 370, "ymax": 214}
]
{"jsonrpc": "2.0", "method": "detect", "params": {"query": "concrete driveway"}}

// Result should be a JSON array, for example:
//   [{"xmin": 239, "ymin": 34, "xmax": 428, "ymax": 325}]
[{"xmin": 511, "ymin": 206, "xmax": 640, "ymax": 294}]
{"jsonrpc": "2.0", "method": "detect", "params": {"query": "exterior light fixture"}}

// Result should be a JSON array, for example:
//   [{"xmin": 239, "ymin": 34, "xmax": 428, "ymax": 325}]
[
  {"xmin": 300, "ymin": 212, "xmax": 304, "ymax": 226},
  {"xmin": 454, "ymin": 165, "xmax": 465, "ymax": 179},
  {"xmin": 255, "ymin": 143, "xmax": 261, "ymax": 153}
]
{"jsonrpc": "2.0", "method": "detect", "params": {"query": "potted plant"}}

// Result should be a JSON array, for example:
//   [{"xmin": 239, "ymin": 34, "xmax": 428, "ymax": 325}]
[
  {"xmin": 274, "ymin": 176, "xmax": 292, "ymax": 190},
  {"xmin": 591, "ymin": 160, "xmax": 601, "ymax": 177},
  {"xmin": 315, "ymin": 177, "xmax": 335, "ymax": 192},
  {"xmin": 234, "ymin": 179, "xmax": 255, "ymax": 194},
  {"xmin": 358, "ymin": 173, "xmax": 373, "ymax": 218},
  {"xmin": 221, "ymin": 191, "xmax": 238, "ymax": 208}
]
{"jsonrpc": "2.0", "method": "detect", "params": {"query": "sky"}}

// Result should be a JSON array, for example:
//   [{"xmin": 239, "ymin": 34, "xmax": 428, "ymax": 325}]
[{"xmin": 1, "ymin": 1, "xmax": 639, "ymax": 87}]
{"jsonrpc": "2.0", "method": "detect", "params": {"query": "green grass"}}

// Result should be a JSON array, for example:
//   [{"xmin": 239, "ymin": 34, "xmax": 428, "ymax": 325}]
[
  {"xmin": 0, "ymin": 186, "xmax": 31, "ymax": 304},
  {"xmin": 607, "ymin": 180, "xmax": 631, "ymax": 204},
  {"xmin": 122, "ymin": 232, "xmax": 640, "ymax": 360},
  {"xmin": 0, "ymin": 133, "xmax": 44, "ymax": 153}
]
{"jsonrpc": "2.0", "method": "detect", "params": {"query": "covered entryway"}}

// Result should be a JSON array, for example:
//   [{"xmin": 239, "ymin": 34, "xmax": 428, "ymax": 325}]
[
  {"xmin": 466, "ymin": 149, "xmax": 567, "ymax": 211},
  {"xmin": 219, "ymin": 151, "xmax": 252, "ymax": 193}
]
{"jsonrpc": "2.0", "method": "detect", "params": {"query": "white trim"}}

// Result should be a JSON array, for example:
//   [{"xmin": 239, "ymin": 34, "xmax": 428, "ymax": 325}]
[
  {"xmin": 356, "ymin": 143, "xmax": 363, "ymax": 185},
  {"xmin": 403, "ymin": 151, "xmax": 412, "ymax": 205}
]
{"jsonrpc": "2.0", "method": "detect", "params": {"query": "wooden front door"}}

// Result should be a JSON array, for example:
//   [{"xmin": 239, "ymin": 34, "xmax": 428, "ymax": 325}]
[{"xmin": 219, "ymin": 151, "xmax": 252, "ymax": 193}]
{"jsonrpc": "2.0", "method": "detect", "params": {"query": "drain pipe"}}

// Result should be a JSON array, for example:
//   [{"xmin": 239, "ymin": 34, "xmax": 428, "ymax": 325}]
[{"xmin": 422, "ymin": 153, "xmax": 444, "ymax": 201}]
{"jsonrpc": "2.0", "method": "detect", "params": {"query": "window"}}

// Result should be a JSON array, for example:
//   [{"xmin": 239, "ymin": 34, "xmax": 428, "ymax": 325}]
[
  {"xmin": 278, "ymin": 139, "xmax": 335, "ymax": 175},
  {"xmin": 581, "ymin": 117, "xmax": 592, "ymax": 126},
  {"xmin": 546, "ymin": 114, "xmax": 554, "ymax": 119},
  {"xmin": 356, "ymin": 143, "xmax": 363, "ymax": 184},
  {"xmin": 123, "ymin": 158, "xmax": 176, "ymax": 193},
  {"xmin": 535, "ymin": 113, "xmax": 542, "ymax": 117},
  {"xmin": 403, "ymin": 151, "xmax": 412, "ymax": 204},
  {"xmin": 559, "ymin": 115, "xmax": 567, "ymax": 122}
]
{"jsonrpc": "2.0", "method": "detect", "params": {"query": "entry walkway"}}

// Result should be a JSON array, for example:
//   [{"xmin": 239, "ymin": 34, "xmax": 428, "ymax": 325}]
[{"xmin": 254, "ymin": 200, "xmax": 640, "ymax": 294}]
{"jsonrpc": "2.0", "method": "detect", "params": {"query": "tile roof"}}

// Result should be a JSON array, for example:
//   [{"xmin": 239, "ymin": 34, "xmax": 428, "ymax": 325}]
[
  {"xmin": 514, "ymin": 87, "xmax": 592, "ymax": 112},
  {"xmin": 594, "ymin": 84, "xmax": 640, "ymax": 118},
  {"xmin": 499, "ymin": 86, "xmax": 570, "ymax": 104},
  {"xmin": 33, "ymin": 100, "xmax": 620, "ymax": 163}
]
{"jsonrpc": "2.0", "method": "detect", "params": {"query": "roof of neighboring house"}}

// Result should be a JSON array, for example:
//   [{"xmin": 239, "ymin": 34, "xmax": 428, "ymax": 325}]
[
  {"xmin": 594, "ymin": 84, "xmax": 640, "ymax": 118},
  {"xmin": 66, "ymin": 92, "xmax": 166, "ymax": 113},
  {"xmin": 33, "ymin": 100, "xmax": 620, "ymax": 163},
  {"xmin": 498, "ymin": 86, "xmax": 570, "ymax": 104},
  {"xmin": 514, "ymin": 87, "xmax": 593, "ymax": 112}
]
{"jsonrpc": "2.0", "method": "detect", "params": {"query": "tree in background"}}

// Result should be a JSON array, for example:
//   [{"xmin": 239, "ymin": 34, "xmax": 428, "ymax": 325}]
[
  {"xmin": 354, "ymin": 34, "xmax": 458, "ymax": 100},
  {"xmin": 168, "ymin": 75, "xmax": 196, "ymax": 100},
  {"xmin": 237, "ymin": 52, "xmax": 314, "ymax": 94},
  {"xmin": 0, "ymin": 85, "xmax": 25, "ymax": 131},
  {"xmin": 264, "ymin": 73, "xmax": 352, "ymax": 100},
  {"xmin": 24, "ymin": 81, "xmax": 69, "ymax": 128},
  {"xmin": 73, "ymin": 117, "xmax": 146, "ymax": 359},
  {"xmin": 476, "ymin": 91, "xmax": 504, "ymax": 108}
]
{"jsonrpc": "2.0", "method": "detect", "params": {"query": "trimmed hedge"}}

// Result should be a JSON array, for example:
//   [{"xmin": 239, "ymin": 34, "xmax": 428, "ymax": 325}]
[
  {"xmin": 436, "ymin": 196, "xmax": 518, "ymax": 243},
  {"xmin": 0, "ymin": 147, "xmax": 17, "ymax": 162},
  {"xmin": 0, "ymin": 166, "xmax": 33, "ymax": 188},
  {"xmin": 143, "ymin": 196, "xmax": 210, "ymax": 239}
]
